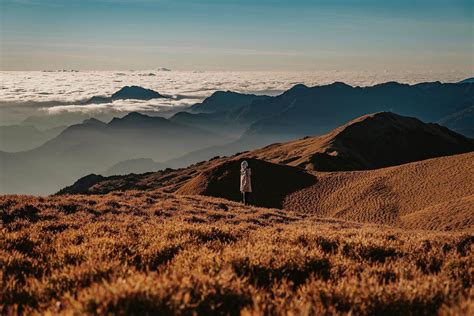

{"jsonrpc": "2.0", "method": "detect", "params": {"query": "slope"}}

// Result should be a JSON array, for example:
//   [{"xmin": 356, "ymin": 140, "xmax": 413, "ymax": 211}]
[
  {"xmin": 284, "ymin": 152, "xmax": 474, "ymax": 230},
  {"xmin": 247, "ymin": 112, "xmax": 474, "ymax": 171}
]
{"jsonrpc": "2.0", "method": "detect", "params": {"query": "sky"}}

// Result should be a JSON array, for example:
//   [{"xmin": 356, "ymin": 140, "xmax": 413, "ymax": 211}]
[{"xmin": 0, "ymin": 0, "xmax": 473, "ymax": 71}]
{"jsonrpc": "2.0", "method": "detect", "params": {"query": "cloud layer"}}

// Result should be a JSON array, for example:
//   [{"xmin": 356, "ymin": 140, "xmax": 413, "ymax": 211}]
[{"xmin": 0, "ymin": 70, "xmax": 471, "ymax": 124}]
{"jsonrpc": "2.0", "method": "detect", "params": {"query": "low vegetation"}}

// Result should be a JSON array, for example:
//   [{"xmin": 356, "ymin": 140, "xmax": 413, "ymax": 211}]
[{"xmin": 1, "ymin": 192, "xmax": 473, "ymax": 315}]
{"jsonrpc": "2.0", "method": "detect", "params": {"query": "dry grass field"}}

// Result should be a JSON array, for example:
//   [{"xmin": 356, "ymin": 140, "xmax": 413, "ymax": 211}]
[{"xmin": 1, "ymin": 191, "xmax": 473, "ymax": 315}]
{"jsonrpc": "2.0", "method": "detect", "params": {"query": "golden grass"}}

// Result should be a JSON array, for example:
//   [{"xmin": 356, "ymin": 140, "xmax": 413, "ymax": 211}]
[{"xmin": 1, "ymin": 192, "xmax": 473, "ymax": 315}]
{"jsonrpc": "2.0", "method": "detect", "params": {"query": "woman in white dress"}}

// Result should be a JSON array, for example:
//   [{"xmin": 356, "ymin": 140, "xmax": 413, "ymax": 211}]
[{"xmin": 240, "ymin": 160, "xmax": 252, "ymax": 205}]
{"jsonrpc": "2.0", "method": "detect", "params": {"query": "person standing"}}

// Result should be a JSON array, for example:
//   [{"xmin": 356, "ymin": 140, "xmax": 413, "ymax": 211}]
[{"xmin": 240, "ymin": 160, "xmax": 252, "ymax": 205}]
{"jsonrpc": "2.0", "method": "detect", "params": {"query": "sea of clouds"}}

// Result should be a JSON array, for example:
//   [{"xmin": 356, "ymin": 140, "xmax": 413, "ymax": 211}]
[{"xmin": 0, "ymin": 69, "xmax": 470, "ymax": 125}]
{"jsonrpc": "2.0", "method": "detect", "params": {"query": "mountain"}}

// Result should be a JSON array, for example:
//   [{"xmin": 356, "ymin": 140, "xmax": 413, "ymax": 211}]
[
  {"xmin": 0, "ymin": 124, "xmax": 65, "ymax": 152},
  {"xmin": 111, "ymin": 85, "xmax": 165, "ymax": 100},
  {"xmin": 167, "ymin": 111, "xmax": 474, "ymax": 170},
  {"xmin": 240, "ymin": 81, "xmax": 474, "ymax": 140},
  {"xmin": 170, "ymin": 91, "xmax": 270, "ymax": 137},
  {"xmin": 458, "ymin": 77, "xmax": 474, "ymax": 84},
  {"xmin": 189, "ymin": 91, "xmax": 269, "ymax": 113},
  {"xmin": 0, "ymin": 112, "xmax": 228, "ymax": 195},
  {"xmin": 59, "ymin": 112, "xmax": 474, "ymax": 231},
  {"xmin": 85, "ymin": 85, "xmax": 167, "ymax": 104},
  {"xmin": 248, "ymin": 112, "xmax": 474, "ymax": 171},
  {"xmin": 103, "ymin": 158, "xmax": 168, "ymax": 176},
  {"xmin": 439, "ymin": 105, "xmax": 474, "ymax": 137},
  {"xmin": 167, "ymin": 81, "xmax": 474, "ymax": 160}
]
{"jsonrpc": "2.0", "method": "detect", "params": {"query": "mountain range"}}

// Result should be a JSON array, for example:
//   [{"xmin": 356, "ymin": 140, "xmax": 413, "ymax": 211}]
[
  {"xmin": 0, "ymin": 112, "xmax": 227, "ymax": 194},
  {"xmin": 184, "ymin": 81, "xmax": 474, "ymax": 140},
  {"xmin": 2, "ymin": 80, "xmax": 473, "ymax": 195},
  {"xmin": 163, "ymin": 80, "xmax": 474, "ymax": 167},
  {"xmin": 0, "ymin": 124, "xmax": 65, "ymax": 152}
]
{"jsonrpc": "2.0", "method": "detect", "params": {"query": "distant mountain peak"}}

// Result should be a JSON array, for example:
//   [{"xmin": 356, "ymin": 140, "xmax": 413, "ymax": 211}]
[
  {"xmin": 458, "ymin": 77, "xmax": 474, "ymax": 84},
  {"xmin": 85, "ymin": 86, "xmax": 166, "ymax": 104},
  {"xmin": 82, "ymin": 118, "xmax": 105, "ymax": 125},
  {"xmin": 190, "ymin": 90, "xmax": 269, "ymax": 113},
  {"xmin": 107, "ymin": 112, "xmax": 171, "ymax": 127},
  {"xmin": 288, "ymin": 83, "xmax": 309, "ymax": 91},
  {"xmin": 328, "ymin": 81, "xmax": 352, "ymax": 88},
  {"xmin": 122, "ymin": 111, "xmax": 149, "ymax": 119},
  {"xmin": 247, "ymin": 111, "xmax": 474, "ymax": 172},
  {"xmin": 111, "ymin": 85, "xmax": 165, "ymax": 100}
]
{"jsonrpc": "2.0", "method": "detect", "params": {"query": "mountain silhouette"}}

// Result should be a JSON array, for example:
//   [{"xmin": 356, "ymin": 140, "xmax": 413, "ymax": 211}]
[
  {"xmin": 190, "ymin": 91, "xmax": 268, "ymax": 113},
  {"xmin": 458, "ymin": 77, "xmax": 474, "ymax": 84},
  {"xmin": 85, "ymin": 86, "xmax": 167, "ymax": 104},
  {"xmin": 0, "ymin": 112, "xmax": 228, "ymax": 194},
  {"xmin": 241, "ymin": 81, "xmax": 474, "ymax": 140},
  {"xmin": 111, "ymin": 86, "xmax": 165, "ymax": 100},
  {"xmin": 170, "ymin": 81, "xmax": 473, "ymax": 148}
]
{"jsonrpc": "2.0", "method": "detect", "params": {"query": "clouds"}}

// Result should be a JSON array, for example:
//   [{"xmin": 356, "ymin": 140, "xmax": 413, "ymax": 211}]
[{"xmin": 0, "ymin": 69, "xmax": 471, "ymax": 124}]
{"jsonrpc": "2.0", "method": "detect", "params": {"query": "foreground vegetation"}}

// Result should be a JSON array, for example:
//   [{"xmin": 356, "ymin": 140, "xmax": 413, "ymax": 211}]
[{"xmin": 1, "ymin": 191, "xmax": 473, "ymax": 315}]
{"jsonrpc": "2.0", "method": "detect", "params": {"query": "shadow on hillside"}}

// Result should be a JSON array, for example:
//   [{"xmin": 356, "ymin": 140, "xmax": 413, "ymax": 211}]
[{"xmin": 178, "ymin": 158, "xmax": 317, "ymax": 209}]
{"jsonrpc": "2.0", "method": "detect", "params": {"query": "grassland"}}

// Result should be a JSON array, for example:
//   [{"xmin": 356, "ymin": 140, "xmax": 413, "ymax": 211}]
[{"xmin": 1, "ymin": 191, "xmax": 473, "ymax": 315}]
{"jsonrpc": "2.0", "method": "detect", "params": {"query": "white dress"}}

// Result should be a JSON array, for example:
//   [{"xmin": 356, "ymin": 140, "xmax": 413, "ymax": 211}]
[{"xmin": 240, "ymin": 168, "xmax": 252, "ymax": 193}]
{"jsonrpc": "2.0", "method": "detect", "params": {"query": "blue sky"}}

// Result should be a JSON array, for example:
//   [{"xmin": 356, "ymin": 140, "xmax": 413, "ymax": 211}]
[{"xmin": 1, "ymin": 0, "xmax": 472, "ymax": 71}]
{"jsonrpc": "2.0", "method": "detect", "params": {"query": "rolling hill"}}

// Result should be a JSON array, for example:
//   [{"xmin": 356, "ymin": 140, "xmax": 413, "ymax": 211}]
[
  {"xmin": 59, "ymin": 112, "xmax": 474, "ymax": 231},
  {"xmin": 283, "ymin": 152, "xmax": 474, "ymax": 230}
]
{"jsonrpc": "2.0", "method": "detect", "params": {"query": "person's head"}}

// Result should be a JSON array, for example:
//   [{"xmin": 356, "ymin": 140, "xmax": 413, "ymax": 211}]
[{"xmin": 241, "ymin": 160, "xmax": 248, "ymax": 170}]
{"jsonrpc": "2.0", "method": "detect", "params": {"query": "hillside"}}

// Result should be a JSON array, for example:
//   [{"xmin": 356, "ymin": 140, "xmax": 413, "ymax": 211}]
[
  {"xmin": 1, "ymin": 192, "xmax": 472, "ymax": 315},
  {"xmin": 248, "ymin": 112, "xmax": 474, "ymax": 171},
  {"xmin": 176, "ymin": 158, "xmax": 316, "ymax": 208},
  {"xmin": 283, "ymin": 152, "xmax": 474, "ymax": 230},
  {"xmin": 58, "ymin": 113, "xmax": 474, "ymax": 231}
]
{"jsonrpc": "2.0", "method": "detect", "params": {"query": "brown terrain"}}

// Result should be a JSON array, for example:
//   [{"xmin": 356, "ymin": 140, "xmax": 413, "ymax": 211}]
[
  {"xmin": 283, "ymin": 152, "xmax": 474, "ymax": 230},
  {"xmin": 59, "ymin": 112, "xmax": 474, "ymax": 231},
  {"xmin": 2, "ymin": 112, "xmax": 473, "ymax": 315},
  {"xmin": 1, "ymin": 192, "xmax": 473, "ymax": 315}
]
